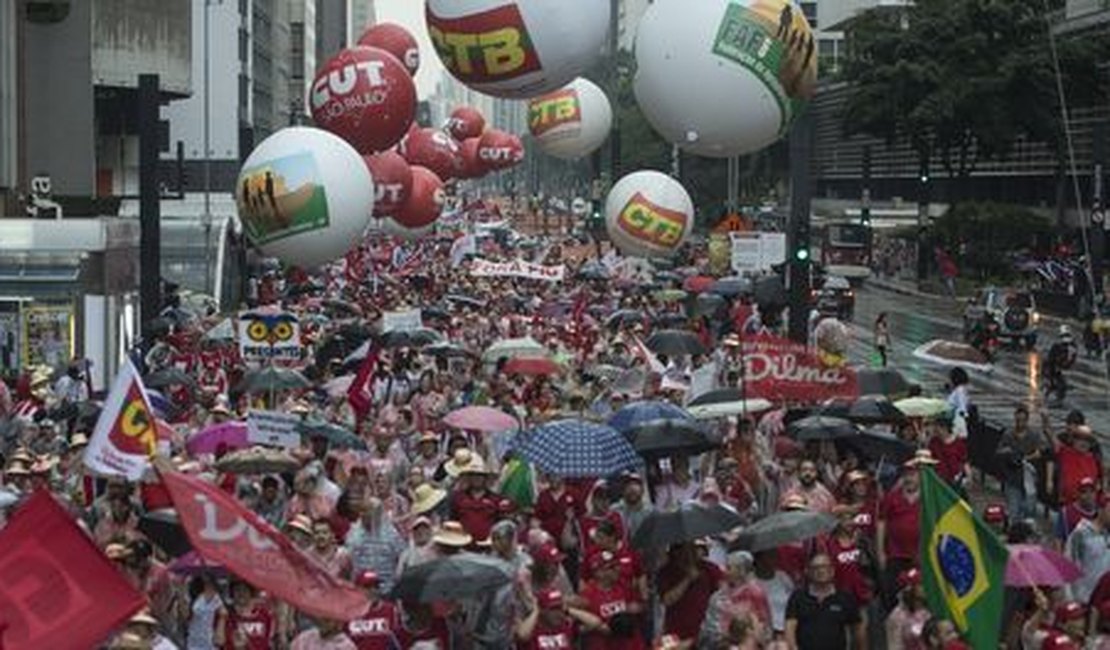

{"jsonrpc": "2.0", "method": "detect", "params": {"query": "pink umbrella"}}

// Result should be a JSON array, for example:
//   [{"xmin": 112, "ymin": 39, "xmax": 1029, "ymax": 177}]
[
  {"xmin": 442, "ymin": 406, "xmax": 519, "ymax": 433},
  {"xmin": 1005, "ymin": 544, "xmax": 1083, "ymax": 587},
  {"xmin": 503, "ymin": 357, "xmax": 562, "ymax": 377},
  {"xmin": 186, "ymin": 421, "xmax": 249, "ymax": 455}
]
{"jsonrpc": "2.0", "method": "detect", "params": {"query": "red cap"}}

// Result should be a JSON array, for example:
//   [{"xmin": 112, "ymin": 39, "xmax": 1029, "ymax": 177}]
[
  {"xmin": 1041, "ymin": 633, "xmax": 1080, "ymax": 650},
  {"xmin": 534, "ymin": 543, "xmax": 564, "ymax": 565},
  {"xmin": 1079, "ymin": 476, "xmax": 1098, "ymax": 490},
  {"xmin": 588, "ymin": 550, "xmax": 619, "ymax": 572},
  {"xmin": 536, "ymin": 588, "xmax": 564, "ymax": 610},
  {"xmin": 897, "ymin": 568, "xmax": 922, "ymax": 589},
  {"xmin": 983, "ymin": 503, "xmax": 1007, "ymax": 523},
  {"xmin": 355, "ymin": 571, "xmax": 380, "ymax": 588},
  {"xmin": 1055, "ymin": 601, "xmax": 1086, "ymax": 623}
]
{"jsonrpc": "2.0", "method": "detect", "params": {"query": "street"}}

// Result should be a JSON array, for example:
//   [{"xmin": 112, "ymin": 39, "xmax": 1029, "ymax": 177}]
[{"xmin": 848, "ymin": 284, "xmax": 1110, "ymax": 431}]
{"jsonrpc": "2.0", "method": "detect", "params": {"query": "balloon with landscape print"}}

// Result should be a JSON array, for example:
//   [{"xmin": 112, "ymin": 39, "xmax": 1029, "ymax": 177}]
[
  {"xmin": 605, "ymin": 170, "xmax": 694, "ymax": 259},
  {"xmin": 633, "ymin": 0, "xmax": 817, "ymax": 157},
  {"xmin": 528, "ymin": 77, "xmax": 612, "ymax": 160},
  {"xmin": 236, "ymin": 127, "xmax": 374, "ymax": 267},
  {"xmin": 425, "ymin": 0, "xmax": 609, "ymax": 99},
  {"xmin": 357, "ymin": 22, "xmax": 421, "ymax": 77}
]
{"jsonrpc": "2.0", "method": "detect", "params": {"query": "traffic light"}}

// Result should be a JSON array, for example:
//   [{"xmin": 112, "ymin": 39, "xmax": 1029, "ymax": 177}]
[{"xmin": 795, "ymin": 245, "xmax": 811, "ymax": 262}]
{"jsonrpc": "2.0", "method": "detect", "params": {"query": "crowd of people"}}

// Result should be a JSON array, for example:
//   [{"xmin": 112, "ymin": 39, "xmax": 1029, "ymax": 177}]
[{"xmin": 0, "ymin": 227, "xmax": 1106, "ymax": 650}]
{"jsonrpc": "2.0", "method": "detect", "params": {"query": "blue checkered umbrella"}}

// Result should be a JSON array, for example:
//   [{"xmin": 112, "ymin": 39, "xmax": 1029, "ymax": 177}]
[
  {"xmin": 513, "ymin": 419, "xmax": 640, "ymax": 478},
  {"xmin": 608, "ymin": 401, "xmax": 691, "ymax": 434}
]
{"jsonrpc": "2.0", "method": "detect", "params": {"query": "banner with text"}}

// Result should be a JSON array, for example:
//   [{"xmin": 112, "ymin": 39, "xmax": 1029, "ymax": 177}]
[
  {"xmin": 731, "ymin": 232, "xmax": 786, "ymax": 274},
  {"xmin": 247, "ymin": 410, "xmax": 301, "ymax": 449},
  {"xmin": 238, "ymin": 310, "xmax": 302, "ymax": 361},
  {"xmin": 381, "ymin": 309, "xmax": 424, "ymax": 333},
  {"xmin": 471, "ymin": 258, "xmax": 566, "ymax": 282},
  {"xmin": 741, "ymin": 335, "xmax": 858, "ymax": 404}
]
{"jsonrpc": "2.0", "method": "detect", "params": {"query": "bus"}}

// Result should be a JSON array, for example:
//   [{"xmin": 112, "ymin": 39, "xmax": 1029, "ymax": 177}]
[{"xmin": 821, "ymin": 222, "xmax": 873, "ymax": 280}]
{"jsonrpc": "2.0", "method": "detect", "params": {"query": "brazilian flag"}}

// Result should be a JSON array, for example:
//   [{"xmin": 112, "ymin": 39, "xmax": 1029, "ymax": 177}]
[{"xmin": 921, "ymin": 467, "xmax": 1009, "ymax": 650}]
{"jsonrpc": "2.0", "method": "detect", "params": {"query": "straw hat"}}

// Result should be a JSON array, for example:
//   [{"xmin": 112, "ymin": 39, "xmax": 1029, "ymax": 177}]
[
  {"xmin": 432, "ymin": 521, "xmax": 473, "ymax": 547},
  {"xmin": 410, "ymin": 483, "xmax": 447, "ymax": 516},
  {"xmin": 69, "ymin": 433, "xmax": 90, "ymax": 449},
  {"xmin": 210, "ymin": 403, "xmax": 231, "ymax": 417},
  {"xmin": 417, "ymin": 431, "xmax": 439, "ymax": 446},
  {"xmin": 110, "ymin": 632, "xmax": 151, "ymax": 650},
  {"xmin": 30, "ymin": 367, "xmax": 53, "ymax": 388},
  {"xmin": 290, "ymin": 401, "xmax": 313, "ymax": 415},
  {"xmin": 444, "ymin": 448, "xmax": 490, "ymax": 477},
  {"xmin": 128, "ymin": 609, "xmax": 160, "ymax": 627},
  {"xmin": 904, "ymin": 449, "xmax": 940, "ymax": 468},
  {"xmin": 5, "ymin": 463, "xmax": 30, "ymax": 477},
  {"xmin": 286, "ymin": 514, "xmax": 313, "ymax": 536},
  {"xmin": 9, "ymin": 449, "xmax": 33, "ymax": 465}
]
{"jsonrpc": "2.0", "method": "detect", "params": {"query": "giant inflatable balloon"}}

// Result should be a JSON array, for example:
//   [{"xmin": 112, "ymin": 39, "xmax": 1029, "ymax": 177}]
[
  {"xmin": 633, "ymin": 0, "xmax": 817, "ymax": 158},
  {"xmin": 310, "ymin": 46, "xmax": 417, "ymax": 154},
  {"xmin": 528, "ymin": 77, "xmax": 612, "ymax": 160},
  {"xmin": 604, "ymin": 171, "xmax": 693, "ymax": 259},
  {"xmin": 236, "ymin": 127, "xmax": 374, "ymax": 267},
  {"xmin": 393, "ymin": 166, "xmax": 446, "ymax": 229},
  {"xmin": 357, "ymin": 23, "xmax": 421, "ymax": 77},
  {"xmin": 446, "ymin": 106, "xmax": 486, "ymax": 141},
  {"xmin": 425, "ymin": 0, "xmax": 609, "ymax": 99},
  {"xmin": 363, "ymin": 151, "xmax": 413, "ymax": 217},
  {"xmin": 400, "ymin": 128, "xmax": 463, "ymax": 181},
  {"xmin": 477, "ymin": 130, "xmax": 525, "ymax": 172},
  {"xmin": 458, "ymin": 138, "xmax": 487, "ymax": 179}
]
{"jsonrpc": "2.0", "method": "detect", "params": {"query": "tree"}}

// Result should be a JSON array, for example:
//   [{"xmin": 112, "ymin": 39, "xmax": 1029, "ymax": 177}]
[{"xmin": 841, "ymin": 0, "xmax": 1109, "ymax": 183}]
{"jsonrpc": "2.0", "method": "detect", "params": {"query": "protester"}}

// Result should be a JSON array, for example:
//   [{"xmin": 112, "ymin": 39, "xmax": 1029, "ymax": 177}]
[{"xmin": 784, "ymin": 553, "xmax": 866, "ymax": 650}]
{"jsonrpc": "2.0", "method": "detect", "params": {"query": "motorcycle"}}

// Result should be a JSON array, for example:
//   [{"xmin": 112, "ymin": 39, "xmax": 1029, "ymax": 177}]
[{"xmin": 971, "ymin": 317, "xmax": 1001, "ymax": 363}]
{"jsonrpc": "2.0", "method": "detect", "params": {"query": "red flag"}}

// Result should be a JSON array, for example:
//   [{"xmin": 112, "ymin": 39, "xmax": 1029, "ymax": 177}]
[
  {"xmin": 741, "ymin": 335, "xmax": 858, "ymax": 404},
  {"xmin": 347, "ymin": 346, "xmax": 379, "ymax": 421},
  {"xmin": 161, "ymin": 470, "xmax": 369, "ymax": 621},
  {"xmin": 0, "ymin": 490, "xmax": 145, "ymax": 650}
]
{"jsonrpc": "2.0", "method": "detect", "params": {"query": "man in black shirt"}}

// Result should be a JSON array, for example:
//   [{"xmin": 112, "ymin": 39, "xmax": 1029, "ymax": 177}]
[{"xmin": 785, "ymin": 553, "xmax": 866, "ymax": 650}]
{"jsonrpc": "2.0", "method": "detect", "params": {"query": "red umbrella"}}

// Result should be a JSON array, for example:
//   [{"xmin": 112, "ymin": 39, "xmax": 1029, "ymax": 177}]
[
  {"xmin": 503, "ymin": 357, "xmax": 562, "ymax": 377},
  {"xmin": 683, "ymin": 275, "xmax": 716, "ymax": 293}
]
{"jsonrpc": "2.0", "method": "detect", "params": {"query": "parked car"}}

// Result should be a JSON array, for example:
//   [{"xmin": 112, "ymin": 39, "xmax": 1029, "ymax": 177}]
[
  {"xmin": 962, "ymin": 287, "xmax": 1040, "ymax": 349},
  {"xmin": 813, "ymin": 275, "xmax": 855, "ymax": 321}
]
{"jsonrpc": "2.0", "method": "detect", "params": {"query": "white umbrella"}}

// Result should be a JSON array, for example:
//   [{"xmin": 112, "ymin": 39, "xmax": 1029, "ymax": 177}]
[
  {"xmin": 482, "ymin": 337, "xmax": 549, "ymax": 363},
  {"xmin": 687, "ymin": 398, "xmax": 774, "ymax": 420}
]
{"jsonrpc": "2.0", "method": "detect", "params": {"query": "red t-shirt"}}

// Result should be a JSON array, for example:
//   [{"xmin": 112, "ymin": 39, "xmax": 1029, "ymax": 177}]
[
  {"xmin": 394, "ymin": 617, "xmax": 451, "ymax": 649},
  {"xmin": 577, "ymin": 512, "xmax": 625, "ymax": 557},
  {"xmin": 452, "ymin": 490, "xmax": 500, "ymax": 541},
  {"xmin": 581, "ymin": 545, "xmax": 643, "ymax": 587},
  {"xmin": 1057, "ymin": 446, "xmax": 1101, "ymax": 504},
  {"xmin": 927, "ymin": 436, "xmax": 968, "ymax": 485},
  {"xmin": 657, "ymin": 560, "xmax": 723, "ymax": 641},
  {"xmin": 880, "ymin": 487, "xmax": 921, "ymax": 561},
  {"xmin": 516, "ymin": 620, "xmax": 577, "ymax": 650},
  {"xmin": 580, "ymin": 581, "xmax": 645, "ymax": 650},
  {"xmin": 824, "ymin": 535, "xmax": 872, "ymax": 605},
  {"xmin": 534, "ymin": 488, "xmax": 579, "ymax": 541},
  {"xmin": 849, "ymin": 498, "xmax": 879, "ymax": 544},
  {"xmin": 346, "ymin": 600, "xmax": 400, "ymax": 650},
  {"xmin": 220, "ymin": 606, "xmax": 274, "ymax": 650},
  {"xmin": 777, "ymin": 541, "xmax": 808, "ymax": 585}
]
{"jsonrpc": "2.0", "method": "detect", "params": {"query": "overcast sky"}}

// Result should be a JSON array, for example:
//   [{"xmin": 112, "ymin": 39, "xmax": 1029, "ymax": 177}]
[{"xmin": 374, "ymin": 0, "xmax": 444, "ymax": 98}]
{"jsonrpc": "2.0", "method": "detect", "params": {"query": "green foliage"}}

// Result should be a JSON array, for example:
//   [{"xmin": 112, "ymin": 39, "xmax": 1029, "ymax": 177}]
[
  {"xmin": 933, "ymin": 202, "xmax": 1053, "ymax": 278},
  {"xmin": 841, "ymin": 0, "xmax": 1109, "ymax": 178}
]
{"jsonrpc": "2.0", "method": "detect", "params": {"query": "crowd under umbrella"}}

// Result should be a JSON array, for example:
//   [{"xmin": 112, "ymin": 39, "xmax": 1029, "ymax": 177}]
[
  {"xmin": 144, "ymin": 367, "xmax": 197, "ymax": 390},
  {"xmin": 645, "ymin": 329, "xmax": 706, "ymax": 357},
  {"xmin": 442, "ymin": 405, "xmax": 519, "ymax": 433},
  {"xmin": 857, "ymin": 367, "xmax": 911, "ymax": 397},
  {"xmin": 709, "ymin": 276, "xmax": 752, "ymax": 298},
  {"xmin": 687, "ymin": 398, "xmax": 775, "ymax": 420},
  {"xmin": 388, "ymin": 555, "xmax": 513, "ymax": 603},
  {"xmin": 378, "ymin": 327, "xmax": 443, "ymax": 349},
  {"xmin": 631, "ymin": 504, "xmax": 745, "ymax": 550},
  {"xmin": 835, "ymin": 430, "xmax": 916, "ymax": 465},
  {"xmin": 186, "ymin": 421, "xmax": 250, "ymax": 455},
  {"xmin": 422, "ymin": 342, "xmax": 473, "ymax": 359},
  {"xmin": 788, "ymin": 415, "xmax": 860, "ymax": 442},
  {"xmin": 1005, "ymin": 544, "xmax": 1083, "ymax": 587},
  {"xmin": 482, "ymin": 337, "xmax": 548, "ymax": 363},
  {"xmin": 214, "ymin": 446, "xmax": 301, "ymax": 475},
  {"xmin": 421, "ymin": 305, "xmax": 452, "ymax": 322},
  {"xmin": 503, "ymin": 356, "xmax": 562, "ymax": 377},
  {"xmin": 512, "ymin": 419, "xmax": 640, "ymax": 478},
  {"xmin": 819, "ymin": 395, "xmax": 907, "ymax": 425},
  {"xmin": 734, "ymin": 509, "xmax": 839, "ymax": 552},
  {"xmin": 296, "ymin": 420, "xmax": 369, "ymax": 451},
  {"xmin": 653, "ymin": 313, "xmax": 689, "ymax": 329},
  {"xmin": 695, "ymin": 293, "xmax": 727, "ymax": 316},
  {"xmin": 236, "ymin": 367, "xmax": 312, "ymax": 394},
  {"xmin": 606, "ymin": 309, "xmax": 645, "ymax": 330},
  {"xmin": 653, "ymin": 289, "xmax": 688, "ymax": 303},
  {"xmin": 608, "ymin": 401, "xmax": 691, "ymax": 433},
  {"xmin": 894, "ymin": 396, "xmax": 949, "ymax": 418},
  {"xmin": 682, "ymin": 275, "xmax": 716, "ymax": 294},
  {"xmin": 624, "ymin": 419, "xmax": 719, "ymax": 459}
]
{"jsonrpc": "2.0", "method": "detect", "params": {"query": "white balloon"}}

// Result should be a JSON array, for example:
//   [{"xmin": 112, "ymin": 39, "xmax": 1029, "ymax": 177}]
[
  {"xmin": 425, "ymin": 0, "xmax": 609, "ymax": 99},
  {"xmin": 605, "ymin": 171, "xmax": 694, "ymax": 259},
  {"xmin": 528, "ymin": 77, "xmax": 612, "ymax": 160},
  {"xmin": 633, "ymin": 0, "xmax": 817, "ymax": 158},
  {"xmin": 374, "ymin": 217, "xmax": 436, "ymax": 241},
  {"xmin": 236, "ymin": 127, "xmax": 374, "ymax": 267}
]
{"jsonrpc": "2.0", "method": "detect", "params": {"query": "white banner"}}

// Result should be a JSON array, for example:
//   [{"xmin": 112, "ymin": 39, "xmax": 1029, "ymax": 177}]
[
  {"xmin": 381, "ymin": 308, "xmax": 424, "ymax": 333},
  {"xmin": 84, "ymin": 359, "xmax": 156, "ymax": 480},
  {"xmin": 470, "ymin": 258, "xmax": 566, "ymax": 282},
  {"xmin": 247, "ymin": 410, "xmax": 301, "ymax": 449},
  {"xmin": 238, "ymin": 310, "xmax": 302, "ymax": 361},
  {"xmin": 731, "ymin": 232, "xmax": 787, "ymax": 273}
]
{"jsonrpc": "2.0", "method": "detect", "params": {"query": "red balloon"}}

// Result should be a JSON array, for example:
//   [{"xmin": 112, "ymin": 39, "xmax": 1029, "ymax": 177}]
[
  {"xmin": 357, "ymin": 23, "xmax": 420, "ymax": 77},
  {"xmin": 446, "ymin": 106, "xmax": 486, "ymax": 141},
  {"xmin": 477, "ymin": 130, "xmax": 525, "ymax": 171},
  {"xmin": 309, "ymin": 46, "xmax": 416, "ymax": 154},
  {"xmin": 393, "ymin": 166, "xmax": 445, "ymax": 229},
  {"xmin": 363, "ymin": 151, "xmax": 414, "ymax": 217},
  {"xmin": 458, "ymin": 138, "xmax": 488, "ymax": 179},
  {"xmin": 400, "ymin": 128, "xmax": 463, "ymax": 181}
]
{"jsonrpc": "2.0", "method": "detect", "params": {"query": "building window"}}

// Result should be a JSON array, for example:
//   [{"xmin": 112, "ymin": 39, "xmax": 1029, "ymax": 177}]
[
  {"xmin": 239, "ymin": 28, "xmax": 249, "ymax": 63},
  {"xmin": 801, "ymin": 2, "xmax": 817, "ymax": 28}
]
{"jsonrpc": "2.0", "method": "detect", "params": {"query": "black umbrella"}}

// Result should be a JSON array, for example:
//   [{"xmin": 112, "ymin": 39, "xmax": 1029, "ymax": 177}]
[
  {"xmin": 322, "ymin": 299, "xmax": 361, "ymax": 317},
  {"xmin": 378, "ymin": 328, "xmax": 443, "ymax": 349},
  {"xmin": 645, "ymin": 329, "xmax": 706, "ymax": 357},
  {"xmin": 734, "ymin": 510, "xmax": 839, "ymax": 552},
  {"xmin": 857, "ymin": 368, "xmax": 911, "ymax": 397},
  {"xmin": 139, "ymin": 509, "xmax": 191, "ymax": 558},
  {"xmin": 389, "ymin": 555, "xmax": 512, "ymax": 603},
  {"xmin": 688, "ymin": 387, "xmax": 745, "ymax": 407},
  {"xmin": 709, "ymin": 276, "xmax": 752, "ymax": 298},
  {"xmin": 421, "ymin": 306, "xmax": 452, "ymax": 322},
  {"xmin": 694, "ymin": 293, "xmax": 727, "ymax": 316},
  {"xmin": 625, "ymin": 419, "xmax": 719, "ymax": 458},
  {"xmin": 819, "ymin": 395, "xmax": 907, "ymax": 425},
  {"xmin": 835, "ymin": 430, "xmax": 916, "ymax": 465},
  {"xmin": 296, "ymin": 420, "xmax": 369, "ymax": 451},
  {"xmin": 144, "ymin": 367, "xmax": 197, "ymax": 389},
  {"xmin": 605, "ymin": 309, "xmax": 645, "ymax": 330},
  {"xmin": 283, "ymin": 282, "xmax": 325, "ymax": 298},
  {"xmin": 652, "ymin": 313, "xmax": 689, "ymax": 329},
  {"xmin": 423, "ymin": 342, "xmax": 473, "ymax": 359},
  {"xmin": 788, "ymin": 415, "xmax": 860, "ymax": 441},
  {"xmin": 753, "ymin": 276, "xmax": 786, "ymax": 305},
  {"xmin": 236, "ymin": 367, "xmax": 311, "ymax": 394},
  {"xmin": 631, "ymin": 505, "xmax": 745, "ymax": 550}
]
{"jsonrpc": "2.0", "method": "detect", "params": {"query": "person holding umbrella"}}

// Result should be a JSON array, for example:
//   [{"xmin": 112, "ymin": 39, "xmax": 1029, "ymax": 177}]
[
  {"xmin": 657, "ymin": 541, "xmax": 723, "ymax": 644},
  {"xmin": 515, "ymin": 587, "xmax": 603, "ymax": 649}
]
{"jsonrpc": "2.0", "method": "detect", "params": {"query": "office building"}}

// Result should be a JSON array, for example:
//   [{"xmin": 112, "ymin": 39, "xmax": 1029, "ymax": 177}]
[{"xmin": 350, "ymin": 0, "xmax": 376, "ymax": 38}]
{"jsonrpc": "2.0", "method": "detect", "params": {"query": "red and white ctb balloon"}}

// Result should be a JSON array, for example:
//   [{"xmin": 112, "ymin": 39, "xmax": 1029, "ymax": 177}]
[
  {"xmin": 528, "ymin": 78, "xmax": 612, "ymax": 160},
  {"xmin": 362, "ymin": 151, "xmax": 413, "ymax": 217},
  {"xmin": 309, "ymin": 46, "xmax": 416, "ymax": 154},
  {"xmin": 605, "ymin": 171, "xmax": 694, "ymax": 259},
  {"xmin": 477, "ymin": 130, "xmax": 525, "ymax": 172},
  {"xmin": 425, "ymin": 0, "xmax": 609, "ymax": 99},
  {"xmin": 357, "ymin": 23, "xmax": 421, "ymax": 77}
]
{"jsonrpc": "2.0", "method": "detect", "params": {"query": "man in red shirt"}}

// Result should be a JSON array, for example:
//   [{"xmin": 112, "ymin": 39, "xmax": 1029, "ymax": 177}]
[
  {"xmin": 823, "ymin": 507, "xmax": 873, "ymax": 607},
  {"xmin": 514, "ymin": 588, "xmax": 603, "ymax": 649},
  {"xmin": 927, "ymin": 421, "xmax": 969, "ymax": 487},
  {"xmin": 345, "ymin": 571, "xmax": 400, "ymax": 650},
  {"xmin": 1053, "ymin": 424, "xmax": 1101, "ymax": 506},
  {"xmin": 580, "ymin": 552, "xmax": 647, "ymax": 650},
  {"xmin": 878, "ymin": 451, "xmax": 934, "ymax": 610},
  {"xmin": 657, "ymin": 541, "xmax": 723, "ymax": 643},
  {"xmin": 450, "ymin": 455, "xmax": 500, "ymax": 541},
  {"xmin": 581, "ymin": 519, "xmax": 645, "ymax": 600}
]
